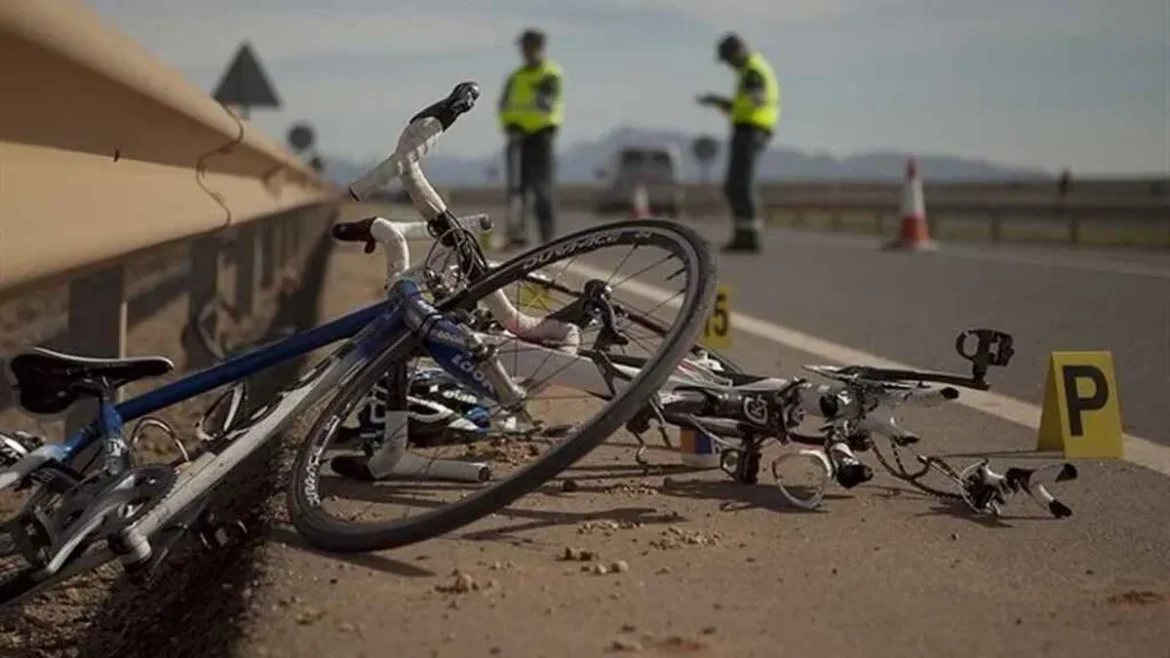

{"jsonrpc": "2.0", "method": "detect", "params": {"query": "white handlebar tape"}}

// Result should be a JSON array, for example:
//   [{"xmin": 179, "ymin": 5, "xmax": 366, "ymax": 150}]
[{"xmin": 347, "ymin": 118, "xmax": 444, "ymax": 201}]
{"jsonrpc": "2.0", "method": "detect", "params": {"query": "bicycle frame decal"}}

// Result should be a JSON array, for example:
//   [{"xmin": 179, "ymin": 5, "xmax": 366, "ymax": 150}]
[{"xmin": 60, "ymin": 302, "xmax": 392, "ymax": 460}]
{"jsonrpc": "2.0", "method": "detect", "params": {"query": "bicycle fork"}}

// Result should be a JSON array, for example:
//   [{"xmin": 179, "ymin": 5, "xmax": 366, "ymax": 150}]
[{"xmin": 362, "ymin": 280, "xmax": 528, "ymax": 483}]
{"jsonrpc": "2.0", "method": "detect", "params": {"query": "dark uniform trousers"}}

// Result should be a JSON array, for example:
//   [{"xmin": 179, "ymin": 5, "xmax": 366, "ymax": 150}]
[
  {"xmin": 506, "ymin": 126, "xmax": 558, "ymax": 244},
  {"xmin": 723, "ymin": 123, "xmax": 771, "ymax": 242}
]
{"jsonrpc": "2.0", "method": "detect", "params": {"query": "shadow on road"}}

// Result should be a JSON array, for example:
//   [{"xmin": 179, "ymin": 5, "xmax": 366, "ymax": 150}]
[
  {"xmin": 73, "ymin": 226, "xmax": 334, "ymax": 658},
  {"xmin": 657, "ymin": 478, "xmax": 844, "ymax": 515},
  {"xmin": 264, "ymin": 526, "xmax": 436, "ymax": 578}
]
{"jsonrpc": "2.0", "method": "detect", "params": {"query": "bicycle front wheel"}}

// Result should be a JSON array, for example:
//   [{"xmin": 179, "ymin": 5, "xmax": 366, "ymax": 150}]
[{"xmin": 287, "ymin": 219, "xmax": 716, "ymax": 552}]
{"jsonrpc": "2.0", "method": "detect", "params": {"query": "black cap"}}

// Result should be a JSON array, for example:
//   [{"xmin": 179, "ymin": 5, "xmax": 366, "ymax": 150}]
[
  {"xmin": 717, "ymin": 32, "xmax": 745, "ymax": 60},
  {"xmin": 518, "ymin": 29, "xmax": 545, "ymax": 47}
]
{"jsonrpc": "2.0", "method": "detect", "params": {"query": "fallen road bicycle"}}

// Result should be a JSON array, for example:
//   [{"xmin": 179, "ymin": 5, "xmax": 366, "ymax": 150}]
[
  {"xmin": 624, "ymin": 328, "xmax": 1081, "ymax": 518},
  {"xmin": 0, "ymin": 81, "xmax": 717, "ymax": 606},
  {"xmin": 356, "ymin": 295, "xmax": 1081, "ymax": 520}
]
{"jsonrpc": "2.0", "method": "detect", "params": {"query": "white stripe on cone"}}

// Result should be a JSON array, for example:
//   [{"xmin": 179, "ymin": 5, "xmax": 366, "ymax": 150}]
[
  {"xmin": 887, "ymin": 157, "xmax": 937, "ymax": 251},
  {"xmin": 631, "ymin": 183, "xmax": 651, "ymax": 219}
]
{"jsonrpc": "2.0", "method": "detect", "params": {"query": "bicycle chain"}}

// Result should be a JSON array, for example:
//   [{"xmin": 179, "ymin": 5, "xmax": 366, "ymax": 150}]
[{"xmin": 870, "ymin": 439, "xmax": 966, "ymax": 505}]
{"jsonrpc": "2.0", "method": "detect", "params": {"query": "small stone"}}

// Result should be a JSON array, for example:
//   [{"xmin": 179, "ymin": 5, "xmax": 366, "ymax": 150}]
[
  {"xmin": 831, "ymin": 568, "xmax": 838, "ymax": 576},
  {"xmin": 1085, "ymin": 569, "xmax": 1095, "ymax": 576},
  {"xmin": 1015, "ymin": 618, "xmax": 1023, "ymax": 625},
  {"xmin": 338, "ymin": 622, "xmax": 357, "ymax": 633},
  {"xmin": 621, "ymin": 623, "xmax": 637, "ymax": 632},
  {"xmin": 611, "ymin": 560, "xmax": 630, "ymax": 573},
  {"xmin": 490, "ymin": 647, "xmax": 502, "ymax": 655},
  {"xmin": 609, "ymin": 638, "xmax": 643, "ymax": 652},
  {"xmin": 701, "ymin": 626, "xmax": 717, "ymax": 635},
  {"xmin": 591, "ymin": 563, "xmax": 610, "ymax": 575},
  {"xmin": 562, "ymin": 479, "xmax": 580, "ymax": 493},
  {"xmin": 950, "ymin": 533, "xmax": 959, "ymax": 541}
]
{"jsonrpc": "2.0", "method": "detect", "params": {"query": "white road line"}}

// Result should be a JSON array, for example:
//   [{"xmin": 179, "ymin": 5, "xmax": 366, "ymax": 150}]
[
  {"xmin": 763, "ymin": 228, "xmax": 1170, "ymax": 279},
  {"xmin": 569, "ymin": 261, "xmax": 1170, "ymax": 478}
]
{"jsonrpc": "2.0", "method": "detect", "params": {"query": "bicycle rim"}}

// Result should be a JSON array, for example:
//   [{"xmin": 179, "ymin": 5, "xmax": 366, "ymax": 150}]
[{"xmin": 287, "ymin": 219, "xmax": 717, "ymax": 552}]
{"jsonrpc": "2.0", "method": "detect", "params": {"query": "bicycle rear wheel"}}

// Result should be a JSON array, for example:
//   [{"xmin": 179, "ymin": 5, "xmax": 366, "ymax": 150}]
[{"xmin": 287, "ymin": 219, "xmax": 716, "ymax": 552}]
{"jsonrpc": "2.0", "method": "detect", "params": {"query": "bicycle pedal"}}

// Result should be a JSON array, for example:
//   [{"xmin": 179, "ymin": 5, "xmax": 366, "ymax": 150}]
[{"xmin": 198, "ymin": 520, "xmax": 248, "ymax": 550}]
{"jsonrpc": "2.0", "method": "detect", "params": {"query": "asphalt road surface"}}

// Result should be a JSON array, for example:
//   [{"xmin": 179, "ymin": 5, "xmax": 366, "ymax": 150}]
[
  {"xmin": 3, "ymin": 201, "xmax": 1167, "ymax": 658},
  {"xmin": 488, "ymin": 208, "xmax": 1169, "ymax": 445},
  {"xmin": 244, "ymin": 204, "xmax": 1170, "ymax": 658}
]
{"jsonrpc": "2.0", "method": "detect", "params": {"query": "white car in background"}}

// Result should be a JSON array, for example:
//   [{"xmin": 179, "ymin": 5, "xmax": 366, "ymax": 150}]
[{"xmin": 594, "ymin": 145, "xmax": 685, "ymax": 218}]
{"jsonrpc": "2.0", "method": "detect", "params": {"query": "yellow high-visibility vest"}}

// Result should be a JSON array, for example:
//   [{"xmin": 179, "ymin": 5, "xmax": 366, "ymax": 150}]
[
  {"xmin": 730, "ymin": 52, "xmax": 780, "ymax": 132},
  {"xmin": 499, "ymin": 60, "xmax": 564, "ymax": 134}
]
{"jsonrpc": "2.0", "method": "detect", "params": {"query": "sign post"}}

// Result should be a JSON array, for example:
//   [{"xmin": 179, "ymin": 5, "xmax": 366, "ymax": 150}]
[{"xmin": 212, "ymin": 42, "xmax": 281, "ymax": 119}]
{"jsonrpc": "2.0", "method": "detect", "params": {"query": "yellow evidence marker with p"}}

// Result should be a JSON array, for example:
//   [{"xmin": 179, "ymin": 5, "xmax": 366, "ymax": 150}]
[{"xmin": 1036, "ymin": 351, "xmax": 1124, "ymax": 459}]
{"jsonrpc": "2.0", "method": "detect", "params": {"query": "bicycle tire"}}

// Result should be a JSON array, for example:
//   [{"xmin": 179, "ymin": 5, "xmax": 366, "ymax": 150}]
[
  {"xmin": 519, "ymin": 272, "xmax": 745, "ymax": 377},
  {"xmin": 287, "ymin": 219, "xmax": 716, "ymax": 552}
]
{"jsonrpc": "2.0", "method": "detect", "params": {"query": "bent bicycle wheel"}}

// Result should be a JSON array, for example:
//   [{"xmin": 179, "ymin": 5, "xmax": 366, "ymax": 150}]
[
  {"xmin": 287, "ymin": 219, "xmax": 716, "ymax": 552},
  {"xmin": 515, "ymin": 271, "xmax": 746, "ymax": 378}
]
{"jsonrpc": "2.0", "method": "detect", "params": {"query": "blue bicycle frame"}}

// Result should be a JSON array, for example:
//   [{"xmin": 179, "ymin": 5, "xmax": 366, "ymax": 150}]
[{"xmin": 57, "ymin": 279, "xmax": 489, "ymax": 465}]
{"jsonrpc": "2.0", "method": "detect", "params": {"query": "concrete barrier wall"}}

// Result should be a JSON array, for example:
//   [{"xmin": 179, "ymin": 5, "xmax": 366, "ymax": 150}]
[{"xmin": 0, "ymin": 1, "xmax": 334, "ymax": 296}]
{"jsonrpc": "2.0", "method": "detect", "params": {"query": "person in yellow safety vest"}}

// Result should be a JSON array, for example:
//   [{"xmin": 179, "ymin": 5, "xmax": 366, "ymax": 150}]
[
  {"xmin": 498, "ymin": 29, "xmax": 564, "ymax": 247},
  {"xmin": 697, "ymin": 33, "xmax": 780, "ymax": 254}
]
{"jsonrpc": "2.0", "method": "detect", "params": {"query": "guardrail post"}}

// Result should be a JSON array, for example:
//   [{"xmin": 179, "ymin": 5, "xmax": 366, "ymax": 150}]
[
  {"xmin": 289, "ymin": 215, "xmax": 301, "ymax": 259},
  {"xmin": 1065, "ymin": 203, "xmax": 1081, "ymax": 244},
  {"xmin": 279, "ymin": 220, "xmax": 291, "ymax": 270},
  {"xmin": 260, "ymin": 219, "xmax": 277, "ymax": 289},
  {"xmin": 186, "ymin": 236, "xmax": 220, "ymax": 370},
  {"xmin": 235, "ymin": 224, "xmax": 257, "ymax": 316},
  {"xmin": 990, "ymin": 212, "xmax": 1003, "ymax": 243},
  {"xmin": 64, "ymin": 265, "xmax": 127, "ymax": 442}
]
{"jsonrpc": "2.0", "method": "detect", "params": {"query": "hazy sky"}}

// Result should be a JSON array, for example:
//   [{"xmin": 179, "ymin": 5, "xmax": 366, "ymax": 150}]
[{"xmin": 88, "ymin": 0, "xmax": 1168, "ymax": 175}]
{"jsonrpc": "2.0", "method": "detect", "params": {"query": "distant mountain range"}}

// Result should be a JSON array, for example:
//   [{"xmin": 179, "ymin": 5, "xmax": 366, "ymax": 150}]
[{"xmin": 320, "ymin": 126, "xmax": 1051, "ymax": 187}]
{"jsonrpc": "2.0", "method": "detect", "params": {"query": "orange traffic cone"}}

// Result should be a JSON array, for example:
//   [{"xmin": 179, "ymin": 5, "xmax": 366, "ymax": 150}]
[
  {"xmin": 885, "ymin": 157, "xmax": 937, "ymax": 251},
  {"xmin": 630, "ymin": 183, "xmax": 651, "ymax": 219}
]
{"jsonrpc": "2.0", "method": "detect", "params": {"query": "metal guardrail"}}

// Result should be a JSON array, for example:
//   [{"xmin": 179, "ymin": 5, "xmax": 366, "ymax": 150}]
[
  {"xmin": 0, "ymin": 1, "xmax": 342, "ymax": 435},
  {"xmin": 0, "ymin": 1, "xmax": 336, "ymax": 297},
  {"xmin": 443, "ymin": 183, "xmax": 1170, "ymax": 246}
]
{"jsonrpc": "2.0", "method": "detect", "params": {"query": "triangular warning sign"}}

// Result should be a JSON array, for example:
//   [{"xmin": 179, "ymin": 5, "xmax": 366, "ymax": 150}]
[{"xmin": 212, "ymin": 42, "xmax": 281, "ymax": 109}]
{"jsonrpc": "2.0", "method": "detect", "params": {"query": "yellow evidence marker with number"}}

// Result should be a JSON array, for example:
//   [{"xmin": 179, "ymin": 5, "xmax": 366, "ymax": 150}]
[
  {"xmin": 699, "ymin": 283, "xmax": 732, "ymax": 350},
  {"xmin": 516, "ymin": 280, "xmax": 553, "ymax": 311},
  {"xmin": 1036, "ymin": 351, "xmax": 1124, "ymax": 459}
]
